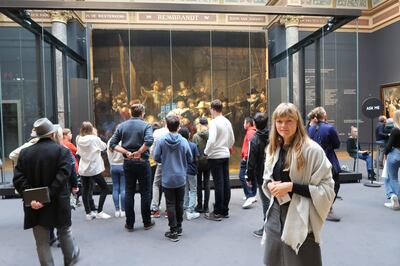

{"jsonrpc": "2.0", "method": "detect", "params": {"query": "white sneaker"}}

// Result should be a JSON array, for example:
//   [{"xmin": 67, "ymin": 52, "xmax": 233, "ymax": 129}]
[
  {"xmin": 115, "ymin": 211, "xmax": 120, "ymax": 218},
  {"xmin": 120, "ymin": 211, "xmax": 126, "ymax": 217},
  {"xmin": 96, "ymin": 211, "xmax": 111, "ymax": 219},
  {"xmin": 186, "ymin": 211, "xmax": 200, "ymax": 220},
  {"xmin": 242, "ymin": 197, "xmax": 256, "ymax": 209},
  {"xmin": 86, "ymin": 211, "xmax": 96, "ymax": 220},
  {"xmin": 242, "ymin": 196, "xmax": 247, "ymax": 201},
  {"xmin": 390, "ymin": 194, "xmax": 400, "ymax": 209}
]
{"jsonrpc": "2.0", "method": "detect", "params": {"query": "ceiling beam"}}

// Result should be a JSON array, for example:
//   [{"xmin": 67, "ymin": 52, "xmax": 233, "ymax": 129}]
[{"xmin": 0, "ymin": 0, "xmax": 361, "ymax": 17}]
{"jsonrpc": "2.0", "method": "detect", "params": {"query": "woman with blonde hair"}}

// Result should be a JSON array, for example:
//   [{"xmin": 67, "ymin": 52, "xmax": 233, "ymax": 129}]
[
  {"xmin": 383, "ymin": 110, "xmax": 400, "ymax": 209},
  {"xmin": 262, "ymin": 103, "xmax": 335, "ymax": 266},
  {"xmin": 77, "ymin": 121, "xmax": 111, "ymax": 220}
]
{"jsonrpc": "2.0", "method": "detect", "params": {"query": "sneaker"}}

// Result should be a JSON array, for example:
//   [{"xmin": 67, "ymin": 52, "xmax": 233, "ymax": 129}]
[
  {"xmin": 326, "ymin": 210, "xmax": 341, "ymax": 222},
  {"xmin": 96, "ymin": 211, "xmax": 111, "ymax": 219},
  {"xmin": 115, "ymin": 211, "xmax": 120, "ymax": 218},
  {"xmin": 120, "ymin": 211, "xmax": 126, "ymax": 217},
  {"xmin": 124, "ymin": 224, "xmax": 134, "ymax": 232},
  {"xmin": 242, "ymin": 196, "xmax": 256, "ymax": 209},
  {"xmin": 85, "ymin": 211, "xmax": 96, "ymax": 220},
  {"xmin": 204, "ymin": 212, "xmax": 222, "ymax": 221},
  {"xmin": 151, "ymin": 210, "xmax": 161, "ymax": 218},
  {"xmin": 390, "ymin": 194, "xmax": 400, "ymax": 209},
  {"xmin": 67, "ymin": 246, "xmax": 80, "ymax": 266},
  {"xmin": 242, "ymin": 196, "xmax": 247, "ymax": 200},
  {"xmin": 186, "ymin": 211, "xmax": 200, "ymax": 220},
  {"xmin": 253, "ymin": 228, "xmax": 264, "ymax": 238},
  {"xmin": 176, "ymin": 227, "xmax": 183, "ymax": 236},
  {"xmin": 195, "ymin": 206, "xmax": 204, "ymax": 213},
  {"xmin": 165, "ymin": 231, "xmax": 179, "ymax": 242},
  {"xmin": 144, "ymin": 220, "xmax": 155, "ymax": 230},
  {"xmin": 385, "ymin": 194, "xmax": 400, "ymax": 210},
  {"xmin": 163, "ymin": 211, "xmax": 168, "ymax": 218}
]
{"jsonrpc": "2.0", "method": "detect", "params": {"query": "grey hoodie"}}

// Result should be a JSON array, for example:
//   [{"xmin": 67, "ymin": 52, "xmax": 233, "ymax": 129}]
[{"xmin": 153, "ymin": 133, "xmax": 192, "ymax": 188}]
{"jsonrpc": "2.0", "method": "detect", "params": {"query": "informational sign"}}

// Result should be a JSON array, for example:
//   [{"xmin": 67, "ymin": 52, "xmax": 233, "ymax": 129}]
[
  {"xmin": 137, "ymin": 13, "xmax": 217, "ymax": 24},
  {"xmin": 226, "ymin": 15, "xmax": 267, "ymax": 24},
  {"xmin": 361, "ymin": 97, "xmax": 383, "ymax": 119},
  {"xmin": 84, "ymin": 12, "xmax": 129, "ymax": 23}
]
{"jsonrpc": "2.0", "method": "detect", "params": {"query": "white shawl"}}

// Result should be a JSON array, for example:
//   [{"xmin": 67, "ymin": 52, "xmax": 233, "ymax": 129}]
[{"xmin": 262, "ymin": 139, "xmax": 335, "ymax": 254}]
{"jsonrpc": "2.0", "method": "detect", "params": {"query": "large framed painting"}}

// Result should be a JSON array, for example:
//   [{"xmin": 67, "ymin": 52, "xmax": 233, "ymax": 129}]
[{"xmin": 381, "ymin": 82, "xmax": 400, "ymax": 118}]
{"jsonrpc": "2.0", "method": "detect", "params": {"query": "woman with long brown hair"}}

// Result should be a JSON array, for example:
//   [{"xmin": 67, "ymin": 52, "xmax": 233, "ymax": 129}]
[
  {"xmin": 262, "ymin": 103, "xmax": 335, "ymax": 266},
  {"xmin": 77, "ymin": 121, "xmax": 111, "ymax": 220}
]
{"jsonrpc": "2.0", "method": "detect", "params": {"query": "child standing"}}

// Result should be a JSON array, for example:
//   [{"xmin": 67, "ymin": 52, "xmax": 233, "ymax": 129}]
[
  {"xmin": 193, "ymin": 118, "xmax": 211, "ymax": 213},
  {"xmin": 179, "ymin": 127, "xmax": 200, "ymax": 220},
  {"xmin": 153, "ymin": 115, "xmax": 192, "ymax": 242}
]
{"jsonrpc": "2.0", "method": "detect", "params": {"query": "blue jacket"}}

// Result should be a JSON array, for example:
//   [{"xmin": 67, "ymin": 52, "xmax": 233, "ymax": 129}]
[
  {"xmin": 109, "ymin": 117, "xmax": 153, "ymax": 160},
  {"xmin": 187, "ymin": 141, "xmax": 200, "ymax": 176},
  {"xmin": 375, "ymin": 122, "xmax": 389, "ymax": 142},
  {"xmin": 153, "ymin": 133, "xmax": 192, "ymax": 188},
  {"xmin": 308, "ymin": 121, "xmax": 341, "ymax": 174}
]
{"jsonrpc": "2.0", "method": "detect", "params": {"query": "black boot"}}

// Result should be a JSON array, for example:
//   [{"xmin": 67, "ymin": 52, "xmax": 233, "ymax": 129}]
[{"xmin": 368, "ymin": 170, "xmax": 376, "ymax": 181}]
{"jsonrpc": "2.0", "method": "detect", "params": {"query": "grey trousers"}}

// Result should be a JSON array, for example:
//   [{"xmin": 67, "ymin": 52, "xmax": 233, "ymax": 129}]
[
  {"xmin": 150, "ymin": 164, "xmax": 163, "ymax": 211},
  {"xmin": 32, "ymin": 225, "xmax": 77, "ymax": 266},
  {"xmin": 264, "ymin": 201, "xmax": 322, "ymax": 266}
]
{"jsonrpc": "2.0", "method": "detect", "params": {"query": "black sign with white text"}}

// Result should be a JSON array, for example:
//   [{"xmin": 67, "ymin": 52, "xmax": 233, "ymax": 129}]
[{"xmin": 362, "ymin": 97, "xmax": 383, "ymax": 119}]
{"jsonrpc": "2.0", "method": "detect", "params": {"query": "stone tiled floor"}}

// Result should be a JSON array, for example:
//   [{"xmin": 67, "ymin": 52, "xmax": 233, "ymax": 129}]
[{"xmin": 0, "ymin": 184, "xmax": 398, "ymax": 266}]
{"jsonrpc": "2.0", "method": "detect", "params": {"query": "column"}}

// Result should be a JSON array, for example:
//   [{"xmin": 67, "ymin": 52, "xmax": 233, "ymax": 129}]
[
  {"xmin": 280, "ymin": 15, "xmax": 301, "ymax": 108},
  {"xmin": 49, "ymin": 11, "xmax": 72, "ymax": 127}
]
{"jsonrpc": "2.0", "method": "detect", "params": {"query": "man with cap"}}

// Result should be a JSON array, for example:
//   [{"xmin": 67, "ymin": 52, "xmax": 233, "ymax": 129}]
[{"xmin": 13, "ymin": 118, "xmax": 80, "ymax": 266}]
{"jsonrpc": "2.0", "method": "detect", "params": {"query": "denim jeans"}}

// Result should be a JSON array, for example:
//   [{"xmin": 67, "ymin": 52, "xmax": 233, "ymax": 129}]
[
  {"xmin": 123, "ymin": 160, "xmax": 152, "ymax": 227},
  {"xmin": 357, "ymin": 152, "xmax": 373, "ymax": 171},
  {"xmin": 376, "ymin": 140, "xmax": 386, "ymax": 167},
  {"xmin": 208, "ymin": 158, "xmax": 230, "ymax": 216},
  {"xmin": 197, "ymin": 168, "xmax": 210, "ymax": 211},
  {"xmin": 387, "ymin": 148, "xmax": 400, "ymax": 198},
  {"xmin": 111, "ymin": 164, "xmax": 126, "ymax": 211},
  {"xmin": 184, "ymin": 174, "xmax": 197, "ymax": 213},
  {"xmin": 382, "ymin": 161, "xmax": 394, "ymax": 198},
  {"xmin": 239, "ymin": 159, "xmax": 257, "ymax": 198},
  {"xmin": 164, "ymin": 185, "xmax": 185, "ymax": 232},
  {"xmin": 33, "ymin": 225, "xmax": 77, "ymax": 266},
  {"xmin": 150, "ymin": 164, "xmax": 163, "ymax": 211}
]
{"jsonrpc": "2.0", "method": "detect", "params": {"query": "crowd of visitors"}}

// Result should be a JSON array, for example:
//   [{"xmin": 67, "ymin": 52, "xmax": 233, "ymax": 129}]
[{"xmin": 12, "ymin": 100, "xmax": 399, "ymax": 266}]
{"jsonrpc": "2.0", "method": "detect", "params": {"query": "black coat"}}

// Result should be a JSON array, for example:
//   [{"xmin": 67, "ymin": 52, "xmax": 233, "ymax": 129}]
[
  {"xmin": 246, "ymin": 129, "xmax": 269, "ymax": 186},
  {"xmin": 13, "ymin": 138, "xmax": 72, "ymax": 229}
]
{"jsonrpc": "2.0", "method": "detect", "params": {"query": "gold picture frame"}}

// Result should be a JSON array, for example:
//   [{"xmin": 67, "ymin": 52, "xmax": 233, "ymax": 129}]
[{"xmin": 381, "ymin": 82, "xmax": 400, "ymax": 118}]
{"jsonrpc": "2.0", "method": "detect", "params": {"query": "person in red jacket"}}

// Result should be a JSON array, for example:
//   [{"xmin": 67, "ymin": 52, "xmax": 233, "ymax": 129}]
[
  {"xmin": 62, "ymin": 128, "xmax": 81, "ymax": 207},
  {"xmin": 62, "ymin": 128, "xmax": 79, "ymax": 173},
  {"xmin": 239, "ymin": 117, "xmax": 257, "ymax": 209}
]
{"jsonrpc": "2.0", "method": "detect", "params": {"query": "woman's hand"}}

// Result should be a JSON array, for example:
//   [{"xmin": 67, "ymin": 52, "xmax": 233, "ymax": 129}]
[{"xmin": 269, "ymin": 181, "xmax": 293, "ymax": 198}]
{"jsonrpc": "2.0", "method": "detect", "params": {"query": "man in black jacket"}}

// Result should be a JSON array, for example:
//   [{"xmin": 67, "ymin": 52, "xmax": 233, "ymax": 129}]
[
  {"xmin": 13, "ymin": 118, "xmax": 79, "ymax": 266},
  {"xmin": 246, "ymin": 112, "xmax": 269, "ymax": 237}
]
